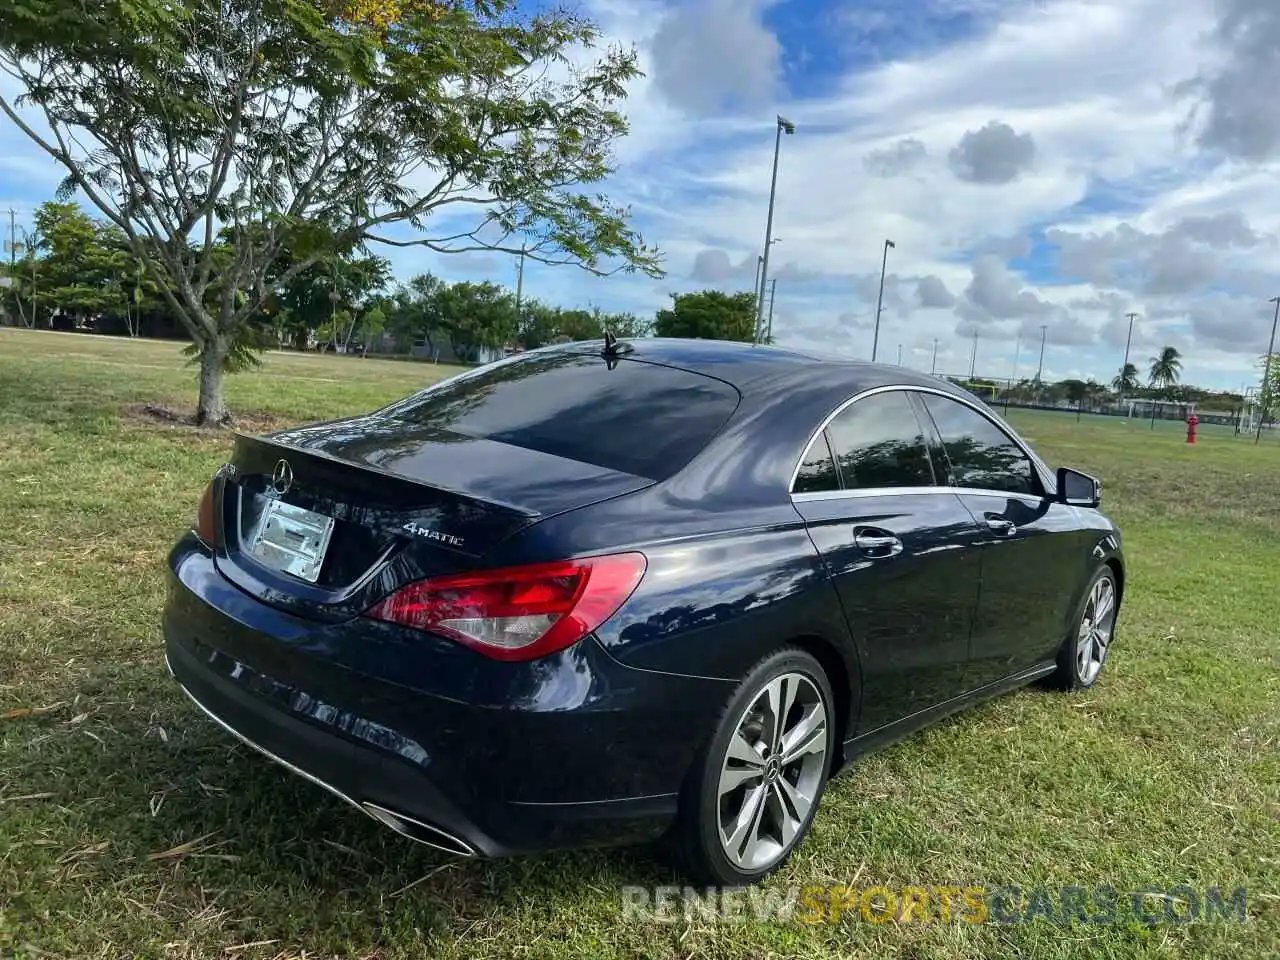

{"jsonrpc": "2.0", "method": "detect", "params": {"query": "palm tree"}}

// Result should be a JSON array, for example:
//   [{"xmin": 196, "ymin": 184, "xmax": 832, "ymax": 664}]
[
  {"xmin": 1112, "ymin": 362, "xmax": 1140, "ymax": 395},
  {"xmin": 1149, "ymin": 347, "xmax": 1183, "ymax": 391}
]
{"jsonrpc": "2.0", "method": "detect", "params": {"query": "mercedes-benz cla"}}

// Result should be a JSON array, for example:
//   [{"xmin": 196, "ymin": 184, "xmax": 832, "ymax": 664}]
[{"xmin": 163, "ymin": 337, "xmax": 1123, "ymax": 886}]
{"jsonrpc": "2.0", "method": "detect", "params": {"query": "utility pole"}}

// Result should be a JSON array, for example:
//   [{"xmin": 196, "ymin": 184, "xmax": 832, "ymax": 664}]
[
  {"xmin": 4, "ymin": 210, "xmax": 29, "ymax": 328},
  {"xmin": 1258, "ymin": 297, "xmax": 1280, "ymax": 444},
  {"xmin": 969, "ymin": 330, "xmax": 978, "ymax": 380},
  {"xmin": 765, "ymin": 278, "xmax": 777, "ymax": 343},
  {"xmin": 754, "ymin": 241, "xmax": 779, "ymax": 333},
  {"xmin": 931, "ymin": 338, "xmax": 939, "ymax": 375},
  {"xmin": 515, "ymin": 243, "xmax": 526, "ymax": 314},
  {"xmin": 2, "ymin": 210, "xmax": 13, "ymax": 326},
  {"xmin": 870, "ymin": 238, "xmax": 895, "ymax": 361},
  {"xmin": 28, "ymin": 239, "xmax": 36, "ymax": 329}
]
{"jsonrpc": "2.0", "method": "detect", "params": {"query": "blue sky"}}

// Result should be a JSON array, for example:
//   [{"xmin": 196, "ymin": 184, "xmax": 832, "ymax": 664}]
[{"xmin": 4, "ymin": 0, "xmax": 1280, "ymax": 390}]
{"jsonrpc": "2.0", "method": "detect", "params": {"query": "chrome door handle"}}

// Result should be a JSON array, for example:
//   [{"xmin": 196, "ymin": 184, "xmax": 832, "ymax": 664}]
[
  {"xmin": 985, "ymin": 517, "xmax": 1016, "ymax": 536},
  {"xmin": 854, "ymin": 530, "xmax": 903, "ymax": 557}
]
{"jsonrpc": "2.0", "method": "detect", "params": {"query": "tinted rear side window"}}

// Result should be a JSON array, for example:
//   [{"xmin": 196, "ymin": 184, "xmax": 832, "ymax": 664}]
[
  {"xmin": 824, "ymin": 391, "xmax": 936, "ymax": 489},
  {"xmin": 376, "ymin": 353, "xmax": 740, "ymax": 480},
  {"xmin": 793, "ymin": 434, "xmax": 840, "ymax": 493}
]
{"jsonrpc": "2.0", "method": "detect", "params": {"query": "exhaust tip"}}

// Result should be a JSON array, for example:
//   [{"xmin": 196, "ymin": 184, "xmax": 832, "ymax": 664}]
[{"xmin": 361, "ymin": 802, "xmax": 476, "ymax": 858}]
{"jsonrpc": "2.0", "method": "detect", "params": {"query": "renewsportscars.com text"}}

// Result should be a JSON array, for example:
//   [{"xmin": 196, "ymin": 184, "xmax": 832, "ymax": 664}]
[{"xmin": 620, "ymin": 884, "xmax": 1249, "ymax": 926}]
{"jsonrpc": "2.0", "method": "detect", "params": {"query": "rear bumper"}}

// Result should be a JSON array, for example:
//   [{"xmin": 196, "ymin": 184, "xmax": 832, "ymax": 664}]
[
  {"xmin": 165, "ymin": 645, "xmax": 483, "ymax": 856},
  {"xmin": 163, "ymin": 536, "xmax": 734, "ymax": 857}
]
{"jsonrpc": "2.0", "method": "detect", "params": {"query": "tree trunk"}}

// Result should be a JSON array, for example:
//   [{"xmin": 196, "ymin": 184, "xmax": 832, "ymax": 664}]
[{"xmin": 196, "ymin": 335, "xmax": 231, "ymax": 426}]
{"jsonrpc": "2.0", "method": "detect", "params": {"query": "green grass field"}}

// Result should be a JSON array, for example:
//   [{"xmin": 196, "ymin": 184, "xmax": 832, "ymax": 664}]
[{"xmin": 1, "ymin": 328, "xmax": 1276, "ymax": 960}]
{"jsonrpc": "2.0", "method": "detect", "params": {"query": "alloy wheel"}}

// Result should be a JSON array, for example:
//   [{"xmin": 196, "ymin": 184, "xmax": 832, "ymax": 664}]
[
  {"xmin": 716, "ymin": 672, "xmax": 828, "ymax": 871},
  {"xmin": 1077, "ymin": 574, "xmax": 1117, "ymax": 685}
]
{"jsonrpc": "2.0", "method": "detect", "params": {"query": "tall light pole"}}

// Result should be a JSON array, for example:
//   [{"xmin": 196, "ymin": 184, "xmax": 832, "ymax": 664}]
[
  {"xmin": 969, "ymin": 329, "xmax": 978, "ymax": 380},
  {"xmin": 931, "ymin": 338, "xmax": 939, "ymax": 375},
  {"xmin": 1121, "ymin": 312, "xmax": 1138, "ymax": 395},
  {"xmin": 1258, "ymin": 297, "xmax": 1280, "ymax": 444},
  {"xmin": 1005, "ymin": 334, "xmax": 1023, "ymax": 413},
  {"xmin": 870, "ymin": 238, "xmax": 895, "ymax": 361},
  {"xmin": 755, "ymin": 115, "xmax": 795, "ymax": 343},
  {"xmin": 1036, "ymin": 324, "xmax": 1048, "ymax": 383},
  {"xmin": 897, "ymin": 343, "xmax": 903, "ymax": 366}
]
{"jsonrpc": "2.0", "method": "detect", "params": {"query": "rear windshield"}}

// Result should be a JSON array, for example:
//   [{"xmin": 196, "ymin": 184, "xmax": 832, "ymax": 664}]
[{"xmin": 375, "ymin": 352, "xmax": 741, "ymax": 481}]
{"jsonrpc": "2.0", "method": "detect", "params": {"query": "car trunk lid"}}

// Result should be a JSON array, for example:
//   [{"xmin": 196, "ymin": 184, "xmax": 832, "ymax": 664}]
[{"xmin": 211, "ymin": 416, "xmax": 653, "ymax": 622}]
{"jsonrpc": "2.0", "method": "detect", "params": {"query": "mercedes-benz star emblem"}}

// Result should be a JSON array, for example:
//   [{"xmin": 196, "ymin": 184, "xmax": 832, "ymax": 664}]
[{"xmin": 271, "ymin": 459, "xmax": 294, "ymax": 496}]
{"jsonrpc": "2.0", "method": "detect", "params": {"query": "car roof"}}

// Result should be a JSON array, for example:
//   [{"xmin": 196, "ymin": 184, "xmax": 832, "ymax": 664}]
[
  {"xmin": 559, "ymin": 336, "xmax": 971, "ymax": 400},
  {"xmin": 548, "ymin": 337, "xmax": 1041, "ymax": 502}
]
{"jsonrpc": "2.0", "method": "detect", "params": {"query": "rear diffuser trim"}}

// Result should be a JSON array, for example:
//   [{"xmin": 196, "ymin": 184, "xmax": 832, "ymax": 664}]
[{"xmin": 167, "ymin": 654, "xmax": 476, "ymax": 858}]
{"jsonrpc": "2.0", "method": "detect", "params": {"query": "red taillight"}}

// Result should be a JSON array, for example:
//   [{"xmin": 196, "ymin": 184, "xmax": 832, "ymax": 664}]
[
  {"xmin": 365, "ymin": 553, "xmax": 647, "ymax": 661},
  {"xmin": 193, "ymin": 480, "xmax": 217, "ymax": 546}
]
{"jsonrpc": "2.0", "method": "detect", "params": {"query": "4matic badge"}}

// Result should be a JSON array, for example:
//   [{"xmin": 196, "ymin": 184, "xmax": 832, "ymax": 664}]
[{"xmin": 402, "ymin": 521, "xmax": 465, "ymax": 547}]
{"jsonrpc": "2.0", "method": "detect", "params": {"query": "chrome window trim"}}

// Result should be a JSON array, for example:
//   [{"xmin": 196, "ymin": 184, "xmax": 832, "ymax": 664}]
[
  {"xmin": 792, "ymin": 485, "xmax": 942, "ymax": 503},
  {"xmin": 791, "ymin": 486, "xmax": 1047, "ymax": 505},
  {"xmin": 786, "ymin": 383, "xmax": 1054, "ymax": 497}
]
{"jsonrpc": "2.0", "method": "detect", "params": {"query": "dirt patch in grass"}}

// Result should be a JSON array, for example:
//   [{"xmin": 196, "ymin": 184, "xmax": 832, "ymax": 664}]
[{"xmin": 123, "ymin": 403, "xmax": 291, "ymax": 436}]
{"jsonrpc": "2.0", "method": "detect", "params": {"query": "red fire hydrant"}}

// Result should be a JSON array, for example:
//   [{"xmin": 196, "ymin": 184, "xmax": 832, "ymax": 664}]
[{"xmin": 1186, "ymin": 414, "xmax": 1198, "ymax": 444}]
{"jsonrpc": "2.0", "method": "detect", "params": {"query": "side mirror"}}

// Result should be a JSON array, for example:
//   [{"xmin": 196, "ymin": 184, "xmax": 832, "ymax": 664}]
[{"xmin": 1057, "ymin": 467, "xmax": 1101, "ymax": 508}]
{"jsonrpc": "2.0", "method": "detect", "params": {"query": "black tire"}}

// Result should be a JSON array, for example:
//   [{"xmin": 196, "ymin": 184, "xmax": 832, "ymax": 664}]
[
  {"xmin": 670, "ymin": 647, "xmax": 835, "ymax": 887},
  {"xmin": 1049, "ymin": 566, "xmax": 1119, "ymax": 691}
]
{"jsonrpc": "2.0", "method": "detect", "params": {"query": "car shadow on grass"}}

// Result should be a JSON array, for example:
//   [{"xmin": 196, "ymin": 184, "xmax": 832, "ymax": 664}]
[{"xmin": 8, "ymin": 680, "xmax": 681, "ymax": 938}]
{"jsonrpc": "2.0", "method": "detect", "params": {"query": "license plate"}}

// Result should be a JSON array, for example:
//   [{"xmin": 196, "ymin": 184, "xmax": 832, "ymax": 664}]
[{"xmin": 247, "ymin": 499, "xmax": 335, "ymax": 583}]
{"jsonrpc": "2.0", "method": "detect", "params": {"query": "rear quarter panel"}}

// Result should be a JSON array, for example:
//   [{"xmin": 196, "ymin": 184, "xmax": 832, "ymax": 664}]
[{"xmin": 492, "ymin": 496, "xmax": 863, "ymax": 743}]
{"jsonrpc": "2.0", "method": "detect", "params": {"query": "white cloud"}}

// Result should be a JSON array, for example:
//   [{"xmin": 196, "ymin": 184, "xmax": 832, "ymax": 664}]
[
  {"xmin": 570, "ymin": 0, "xmax": 1280, "ymax": 388},
  {"xmin": 6, "ymin": 0, "xmax": 1280, "ymax": 390},
  {"xmin": 864, "ymin": 138, "xmax": 928, "ymax": 178},
  {"xmin": 948, "ymin": 121, "xmax": 1037, "ymax": 184},
  {"xmin": 1181, "ymin": 0, "xmax": 1280, "ymax": 162},
  {"xmin": 916, "ymin": 275, "xmax": 955, "ymax": 309},
  {"xmin": 647, "ymin": 0, "xmax": 781, "ymax": 118}
]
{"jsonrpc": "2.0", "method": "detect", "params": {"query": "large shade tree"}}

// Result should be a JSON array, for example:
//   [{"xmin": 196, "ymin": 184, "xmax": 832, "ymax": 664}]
[
  {"xmin": 655, "ymin": 290, "xmax": 757, "ymax": 342},
  {"xmin": 434, "ymin": 279, "xmax": 520, "ymax": 360},
  {"xmin": 271, "ymin": 247, "xmax": 393, "ymax": 350},
  {"xmin": 0, "ymin": 0, "xmax": 662, "ymax": 424},
  {"xmin": 3, "ymin": 200, "xmax": 156, "ymax": 332}
]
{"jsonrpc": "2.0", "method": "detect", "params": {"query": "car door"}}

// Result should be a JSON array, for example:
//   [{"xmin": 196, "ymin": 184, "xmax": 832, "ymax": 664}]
[
  {"xmin": 790, "ymin": 389, "xmax": 984, "ymax": 735},
  {"xmin": 913, "ymin": 391, "xmax": 1090, "ymax": 689}
]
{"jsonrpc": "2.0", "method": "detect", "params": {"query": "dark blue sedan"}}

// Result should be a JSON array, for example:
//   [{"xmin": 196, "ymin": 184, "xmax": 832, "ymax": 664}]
[{"xmin": 163, "ymin": 337, "xmax": 1123, "ymax": 886}]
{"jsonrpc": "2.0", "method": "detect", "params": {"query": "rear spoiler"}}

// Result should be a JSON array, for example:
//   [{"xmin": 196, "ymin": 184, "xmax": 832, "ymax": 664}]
[{"xmin": 233, "ymin": 430, "xmax": 543, "ymax": 519}]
